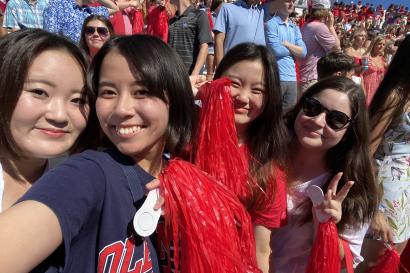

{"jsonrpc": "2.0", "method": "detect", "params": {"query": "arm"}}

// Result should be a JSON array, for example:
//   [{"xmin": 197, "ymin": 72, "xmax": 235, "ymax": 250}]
[
  {"xmin": 254, "ymin": 225, "xmax": 272, "ymax": 273},
  {"xmin": 283, "ymin": 42, "xmax": 305, "ymax": 58},
  {"xmin": 0, "ymin": 201, "xmax": 63, "ymax": 273},
  {"xmin": 214, "ymin": 31, "xmax": 225, "ymax": 68},
  {"xmin": 98, "ymin": 0, "xmax": 120, "ymax": 15},
  {"xmin": 292, "ymin": 26, "xmax": 307, "ymax": 58},
  {"xmin": 191, "ymin": 43, "xmax": 209, "ymax": 75},
  {"xmin": 3, "ymin": 2, "xmax": 20, "ymax": 31},
  {"xmin": 369, "ymin": 92, "xmax": 398, "ymax": 156},
  {"xmin": 116, "ymin": 0, "xmax": 141, "ymax": 11},
  {"xmin": 191, "ymin": 11, "xmax": 213, "ymax": 76},
  {"xmin": 265, "ymin": 20, "xmax": 291, "ymax": 58},
  {"xmin": 322, "ymin": 12, "xmax": 341, "ymax": 52}
]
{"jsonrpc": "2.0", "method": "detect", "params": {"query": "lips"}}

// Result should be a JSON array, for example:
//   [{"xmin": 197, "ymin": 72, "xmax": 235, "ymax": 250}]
[{"xmin": 37, "ymin": 128, "xmax": 69, "ymax": 137}]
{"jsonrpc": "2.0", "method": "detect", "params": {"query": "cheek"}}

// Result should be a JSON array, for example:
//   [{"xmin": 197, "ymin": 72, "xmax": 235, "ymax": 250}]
[
  {"xmin": 96, "ymin": 99, "xmax": 113, "ymax": 124},
  {"xmin": 68, "ymin": 105, "xmax": 88, "ymax": 132}
]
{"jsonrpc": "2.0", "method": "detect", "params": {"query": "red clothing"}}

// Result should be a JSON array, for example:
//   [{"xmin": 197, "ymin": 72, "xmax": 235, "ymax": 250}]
[
  {"xmin": 250, "ymin": 167, "xmax": 288, "ymax": 228},
  {"xmin": 362, "ymin": 57, "xmax": 386, "ymax": 106},
  {"xmin": 239, "ymin": 146, "xmax": 288, "ymax": 229}
]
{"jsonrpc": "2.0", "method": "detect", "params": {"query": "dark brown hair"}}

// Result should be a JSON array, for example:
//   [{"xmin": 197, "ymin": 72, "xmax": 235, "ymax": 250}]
[
  {"xmin": 79, "ymin": 15, "xmax": 114, "ymax": 55},
  {"xmin": 285, "ymin": 76, "xmax": 377, "ymax": 230}
]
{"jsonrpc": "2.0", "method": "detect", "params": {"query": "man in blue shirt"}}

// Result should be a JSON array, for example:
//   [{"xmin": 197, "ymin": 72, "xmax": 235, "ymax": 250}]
[
  {"xmin": 213, "ymin": 0, "xmax": 265, "ymax": 67},
  {"xmin": 43, "ymin": 0, "xmax": 118, "ymax": 42},
  {"xmin": 265, "ymin": 0, "xmax": 306, "ymax": 111}
]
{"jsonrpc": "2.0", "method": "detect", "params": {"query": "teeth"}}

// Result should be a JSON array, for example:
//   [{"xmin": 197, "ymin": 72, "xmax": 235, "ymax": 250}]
[{"xmin": 115, "ymin": 126, "xmax": 142, "ymax": 135}]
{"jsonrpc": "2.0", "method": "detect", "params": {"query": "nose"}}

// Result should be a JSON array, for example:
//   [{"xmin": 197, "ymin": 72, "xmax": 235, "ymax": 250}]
[
  {"xmin": 233, "ymin": 89, "xmax": 250, "ymax": 104},
  {"xmin": 112, "ymin": 93, "xmax": 135, "ymax": 118},
  {"xmin": 45, "ymin": 99, "xmax": 69, "ymax": 126},
  {"xmin": 311, "ymin": 112, "xmax": 327, "ymax": 128}
]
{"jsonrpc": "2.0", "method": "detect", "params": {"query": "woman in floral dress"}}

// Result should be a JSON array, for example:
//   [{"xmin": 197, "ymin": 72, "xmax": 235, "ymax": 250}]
[{"xmin": 358, "ymin": 34, "xmax": 410, "ymax": 273}]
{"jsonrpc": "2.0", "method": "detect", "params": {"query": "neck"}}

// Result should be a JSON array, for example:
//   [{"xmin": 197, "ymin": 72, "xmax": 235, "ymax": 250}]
[
  {"xmin": 277, "ymin": 12, "xmax": 289, "ymax": 23},
  {"xmin": 89, "ymin": 47, "xmax": 99, "ymax": 59},
  {"xmin": 176, "ymin": 0, "xmax": 190, "ymax": 15},
  {"xmin": 1, "ymin": 156, "xmax": 47, "ymax": 185},
  {"xmin": 131, "ymin": 142, "xmax": 166, "ymax": 178},
  {"xmin": 236, "ymin": 125, "xmax": 248, "ymax": 145},
  {"xmin": 289, "ymin": 142, "xmax": 327, "ymax": 184}
]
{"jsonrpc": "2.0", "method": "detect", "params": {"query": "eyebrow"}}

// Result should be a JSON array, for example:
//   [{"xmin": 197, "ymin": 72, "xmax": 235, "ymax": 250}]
[
  {"xmin": 25, "ymin": 78, "xmax": 57, "ymax": 88},
  {"xmin": 225, "ymin": 75, "xmax": 265, "ymax": 86},
  {"xmin": 25, "ymin": 79, "xmax": 84, "ymax": 94},
  {"xmin": 98, "ymin": 80, "xmax": 144, "ymax": 87}
]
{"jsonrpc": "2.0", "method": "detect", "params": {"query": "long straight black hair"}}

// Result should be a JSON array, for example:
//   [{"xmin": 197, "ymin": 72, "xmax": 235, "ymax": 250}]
[{"xmin": 214, "ymin": 43, "xmax": 289, "ymax": 207}]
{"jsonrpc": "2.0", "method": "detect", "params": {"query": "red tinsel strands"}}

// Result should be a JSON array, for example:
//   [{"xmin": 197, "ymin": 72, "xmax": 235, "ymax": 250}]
[
  {"xmin": 132, "ymin": 10, "xmax": 145, "ymax": 34},
  {"xmin": 368, "ymin": 244, "xmax": 400, "ymax": 273},
  {"xmin": 146, "ymin": 5, "xmax": 169, "ymax": 42},
  {"xmin": 305, "ymin": 221, "xmax": 341, "ymax": 273},
  {"xmin": 194, "ymin": 78, "xmax": 252, "ymax": 204},
  {"xmin": 159, "ymin": 159, "xmax": 261, "ymax": 273}
]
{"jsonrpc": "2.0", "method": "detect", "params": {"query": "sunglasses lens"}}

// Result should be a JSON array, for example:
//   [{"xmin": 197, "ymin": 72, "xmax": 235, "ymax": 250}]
[
  {"xmin": 326, "ymin": 111, "xmax": 350, "ymax": 130},
  {"xmin": 85, "ymin": 27, "xmax": 95, "ymax": 35},
  {"xmin": 302, "ymin": 97, "xmax": 323, "ymax": 117},
  {"xmin": 302, "ymin": 97, "xmax": 351, "ymax": 130},
  {"xmin": 97, "ymin": 27, "xmax": 109, "ymax": 37}
]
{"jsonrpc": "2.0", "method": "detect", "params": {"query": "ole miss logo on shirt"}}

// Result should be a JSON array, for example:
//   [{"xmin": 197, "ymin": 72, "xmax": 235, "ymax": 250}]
[{"xmin": 98, "ymin": 235, "xmax": 153, "ymax": 273}]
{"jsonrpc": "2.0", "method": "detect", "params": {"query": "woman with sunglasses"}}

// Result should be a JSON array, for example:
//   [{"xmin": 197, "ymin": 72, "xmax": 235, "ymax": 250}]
[
  {"xmin": 269, "ymin": 76, "xmax": 377, "ymax": 272},
  {"xmin": 79, "ymin": 15, "xmax": 114, "ymax": 60}
]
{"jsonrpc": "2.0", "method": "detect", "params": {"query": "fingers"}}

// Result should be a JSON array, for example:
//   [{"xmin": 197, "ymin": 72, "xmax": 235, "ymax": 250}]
[
  {"xmin": 327, "ymin": 172, "xmax": 343, "ymax": 195},
  {"xmin": 154, "ymin": 196, "xmax": 164, "ymax": 212},
  {"xmin": 335, "ymin": 180, "xmax": 354, "ymax": 203},
  {"xmin": 145, "ymin": 178, "xmax": 160, "ymax": 191}
]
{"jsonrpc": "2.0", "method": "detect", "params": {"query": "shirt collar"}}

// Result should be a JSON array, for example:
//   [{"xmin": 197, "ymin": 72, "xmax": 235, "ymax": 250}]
[
  {"xmin": 273, "ymin": 15, "xmax": 294, "ymax": 27},
  {"xmin": 176, "ymin": 5, "xmax": 195, "ymax": 17}
]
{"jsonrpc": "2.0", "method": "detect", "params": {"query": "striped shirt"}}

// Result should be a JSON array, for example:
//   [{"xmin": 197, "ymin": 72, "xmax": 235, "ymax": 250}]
[
  {"xmin": 3, "ymin": 0, "xmax": 48, "ymax": 29},
  {"xmin": 168, "ymin": 5, "xmax": 212, "ymax": 74}
]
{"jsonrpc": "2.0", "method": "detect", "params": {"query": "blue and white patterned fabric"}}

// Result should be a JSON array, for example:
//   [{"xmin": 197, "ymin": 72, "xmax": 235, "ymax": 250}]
[{"xmin": 43, "ymin": 0, "xmax": 109, "ymax": 42}]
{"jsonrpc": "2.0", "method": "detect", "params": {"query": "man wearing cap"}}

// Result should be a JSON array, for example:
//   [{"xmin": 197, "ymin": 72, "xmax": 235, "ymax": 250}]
[
  {"xmin": 213, "ymin": 0, "xmax": 265, "ymax": 67},
  {"xmin": 298, "ymin": 0, "xmax": 340, "ymax": 93},
  {"xmin": 265, "ymin": 0, "xmax": 306, "ymax": 111}
]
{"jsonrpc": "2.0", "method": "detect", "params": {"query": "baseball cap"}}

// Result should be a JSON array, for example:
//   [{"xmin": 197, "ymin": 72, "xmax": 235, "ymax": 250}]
[{"xmin": 312, "ymin": 0, "xmax": 331, "ymax": 9}]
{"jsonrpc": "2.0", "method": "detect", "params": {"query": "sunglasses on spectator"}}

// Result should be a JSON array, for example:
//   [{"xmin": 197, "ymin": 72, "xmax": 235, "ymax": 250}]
[
  {"xmin": 85, "ymin": 26, "xmax": 109, "ymax": 37},
  {"xmin": 301, "ymin": 97, "xmax": 353, "ymax": 130}
]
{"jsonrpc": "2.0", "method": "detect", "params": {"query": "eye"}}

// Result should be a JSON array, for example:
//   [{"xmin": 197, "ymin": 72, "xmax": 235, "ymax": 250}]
[
  {"xmin": 71, "ymin": 97, "xmax": 87, "ymax": 105},
  {"xmin": 29, "ymin": 89, "xmax": 48, "ymax": 97},
  {"xmin": 251, "ymin": 88, "xmax": 264, "ymax": 95},
  {"xmin": 98, "ymin": 89, "xmax": 117, "ymax": 98},
  {"xmin": 231, "ymin": 81, "xmax": 241, "ymax": 88},
  {"xmin": 134, "ymin": 89, "xmax": 150, "ymax": 98}
]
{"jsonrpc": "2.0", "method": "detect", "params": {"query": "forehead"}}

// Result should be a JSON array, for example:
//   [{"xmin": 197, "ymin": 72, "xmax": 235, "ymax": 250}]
[{"xmin": 313, "ymin": 89, "xmax": 352, "ymax": 117}]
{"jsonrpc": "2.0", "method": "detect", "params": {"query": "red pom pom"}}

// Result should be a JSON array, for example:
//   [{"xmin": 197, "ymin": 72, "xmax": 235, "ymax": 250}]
[
  {"xmin": 369, "ymin": 246, "xmax": 400, "ymax": 273},
  {"xmin": 305, "ymin": 222, "xmax": 341, "ymax": 273},
  {"xmin": 159, "ymin": 159, "xmax": 261, "ymax": 273},
  {"xmin": 194, "ymin": 78, "xmax": 252, "ymax": 204}
]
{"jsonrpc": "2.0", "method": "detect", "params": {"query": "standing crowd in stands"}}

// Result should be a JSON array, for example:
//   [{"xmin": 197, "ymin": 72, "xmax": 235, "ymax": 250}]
[{"xmin": 0, "ymin": 0, "xmax": 410, "ymax": 272}]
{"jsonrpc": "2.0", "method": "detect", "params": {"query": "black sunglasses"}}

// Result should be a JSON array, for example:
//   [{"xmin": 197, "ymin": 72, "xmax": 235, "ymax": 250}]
[
  {"xmin": 85, "ymin": 26, "xmax": 109, "ymax": 37},
  {"xmin": 301, "ymin": 97, "xmax": 353, "ymax": 130}
]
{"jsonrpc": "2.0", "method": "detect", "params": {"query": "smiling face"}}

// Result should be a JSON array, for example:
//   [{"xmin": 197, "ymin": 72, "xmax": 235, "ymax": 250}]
[
  {"xmin": 221, "ymin": 59, "xmax": 266, "ymax": 140},
  {"xmin": 84, "ymin": 19, "xmax": 111, "ymax": 52},
  {"xmin": 294, "ymin": 89, "xmax": 352, "ymax": 152},
  {"xmin": 96, "ymin": 50, "xmax": 169, "ymax": 161},
  {"xmin": 10, "ymin": 49, "xmax": 88, "ymax": 159}
]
